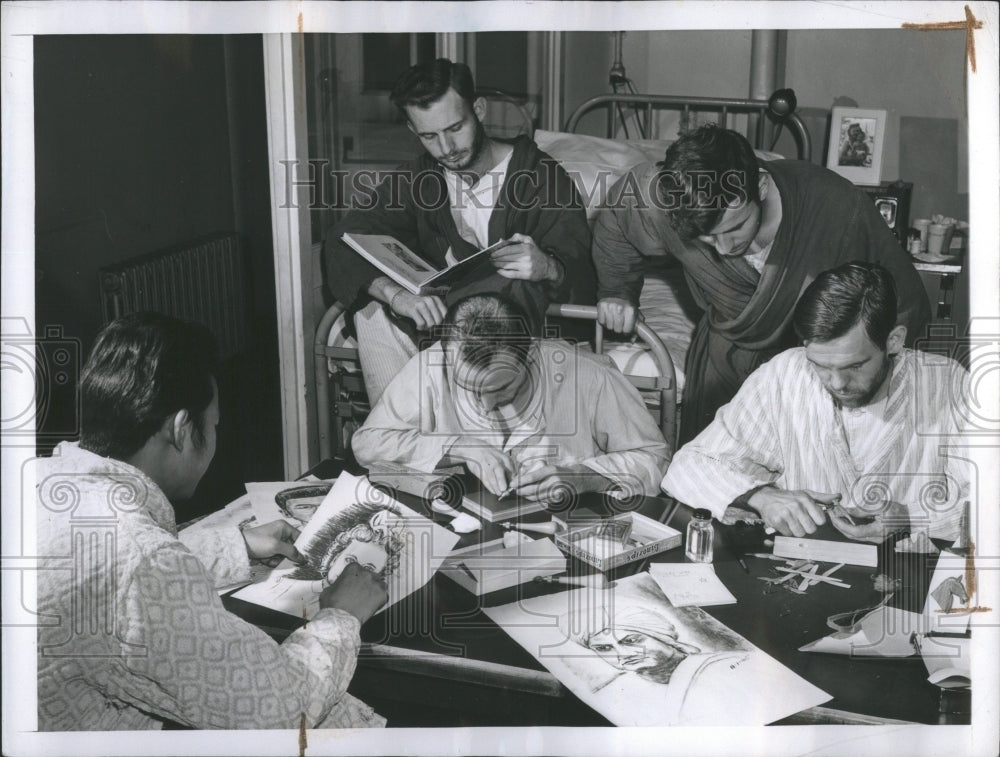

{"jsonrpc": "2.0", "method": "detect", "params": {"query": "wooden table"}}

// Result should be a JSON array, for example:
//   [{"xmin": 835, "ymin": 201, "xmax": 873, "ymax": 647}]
[{"xmin": 222, "ymin": 460, "xmax": 966, "ymax": 727}]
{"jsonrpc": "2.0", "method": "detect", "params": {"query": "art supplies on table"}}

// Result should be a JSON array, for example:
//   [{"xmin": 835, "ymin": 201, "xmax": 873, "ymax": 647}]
[
  {"xmin": 459, "ymin": 476, "xmax": 548, "ymax": 523},
  {"xmin": 484, "ymin": 572, "xmax": 830, "ymax": 726},
  {"xmin": 553, "ymin": 510, "xmax": 681, "ymax": 571},
  {"xmin": 648, "ymin": 563, "xmax": 737, "ymax": 607},
  {"xmin": 234, "ymin": 472, "xmax": 458, "ymax": 619},
  {"xmin": 772, "ymin": 535, "xmax": 878, "ymax": 567},
  {"xmin": 440, "ymin": 534, "xmax": 566, "ymax": 596},
  {"xmin": 366, "ymin": 461, "xmax": 464, "ymax": 501}
]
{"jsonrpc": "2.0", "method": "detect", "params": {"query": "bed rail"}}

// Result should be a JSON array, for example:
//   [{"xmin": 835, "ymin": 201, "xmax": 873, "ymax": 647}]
[
  {"xmin": 545, "ymin": 303, "xmax": 677, "ymax": 453},
  {"xmin": 565, "ymin": 88, "xmax": 811, "ymax": 161}
]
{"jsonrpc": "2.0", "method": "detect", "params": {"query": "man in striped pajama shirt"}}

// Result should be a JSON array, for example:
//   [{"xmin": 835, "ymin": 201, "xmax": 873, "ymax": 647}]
[{"xmin": 662, "ymin": 263, "xmax": 968, "ymax": 545}]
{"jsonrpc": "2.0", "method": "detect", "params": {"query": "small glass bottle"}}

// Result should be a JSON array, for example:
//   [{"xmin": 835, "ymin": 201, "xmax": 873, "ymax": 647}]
[{"xmin": 685, "ymin": 508, "xmax": 714, "ymax": 563}]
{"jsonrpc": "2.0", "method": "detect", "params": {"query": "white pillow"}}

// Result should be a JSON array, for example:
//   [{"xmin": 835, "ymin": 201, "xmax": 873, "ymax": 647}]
[
  {"xmin": 534, "ymin": 130, "xmax": 664, "ymax": 219},
  {"xmin": 534, "ymin": 129, "xmax": 783, "ymax": 220}
]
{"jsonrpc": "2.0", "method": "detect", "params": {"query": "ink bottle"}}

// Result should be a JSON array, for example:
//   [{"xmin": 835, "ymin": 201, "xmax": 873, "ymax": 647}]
[{"xmin": 685, "ymin": 509, "xmax": 714, "ymax": 563}]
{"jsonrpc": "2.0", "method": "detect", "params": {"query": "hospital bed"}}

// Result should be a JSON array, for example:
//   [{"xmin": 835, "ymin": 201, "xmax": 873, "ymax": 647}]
[{"xmin": 315, "ymin": 88, "xmax": 811, "ymax": 463}]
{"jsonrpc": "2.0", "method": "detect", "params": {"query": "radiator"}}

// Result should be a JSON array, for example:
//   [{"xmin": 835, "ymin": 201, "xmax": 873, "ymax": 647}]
[{"xmin": 100, "ymin": 233, "xmax": 252, "ymax": 360}]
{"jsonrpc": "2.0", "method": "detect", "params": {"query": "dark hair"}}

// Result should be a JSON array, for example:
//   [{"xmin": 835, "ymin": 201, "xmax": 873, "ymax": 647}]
[
  {"xmin": 655, "ymin": 124, "xmax": 761, "ymax": 241},
  {"xmin": 79, "ymin": 312, "xmax": 219, "ymax": 460},
  {"xmin": 793, "ymin": 262, "xmax": 898, "ymax": 348},
  {"xmin": 389, "ymin": 58, "xmax": 477, "ymax": 114},
  {"xmin": 441, "ymin": 294, "xmax": 532, "ymax": 369}
]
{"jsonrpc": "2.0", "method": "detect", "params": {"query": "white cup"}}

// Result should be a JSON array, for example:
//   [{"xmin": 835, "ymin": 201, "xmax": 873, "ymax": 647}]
[{"xmin": 913, "ymin": 218, "xmax": 931, "ymax": 253}]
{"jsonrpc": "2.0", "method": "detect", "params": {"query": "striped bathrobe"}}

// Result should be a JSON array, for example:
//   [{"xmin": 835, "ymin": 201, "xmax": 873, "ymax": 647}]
[{"xmin": 662, "ymin": 348, "xmax": 968, "ymax": 541}]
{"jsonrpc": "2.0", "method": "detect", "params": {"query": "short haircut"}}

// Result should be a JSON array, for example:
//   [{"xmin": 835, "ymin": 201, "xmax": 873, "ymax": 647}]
[
  {"xmin": 440, "ymin": 294, "xmax": 532, "ymax": 369},
  {"xmin": 389, "ymin": 58, "xmax": 477, "ymax": 114},
  {"xmin": 793, "ymin": 262, "xmax": 898, "ymax": 348},
  {"xmin": 655, "ymin": 124, "xmax": 761, "ymax": 241},
  {"xmin": 80, "ymin": 312, "xmax": 219, "ymax": 460}
]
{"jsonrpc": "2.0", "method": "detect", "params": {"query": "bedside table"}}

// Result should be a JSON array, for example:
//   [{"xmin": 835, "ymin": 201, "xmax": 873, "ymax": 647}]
[{"xmin": 913, "ymin": 257, "xmax": 968, "ymax": 331}]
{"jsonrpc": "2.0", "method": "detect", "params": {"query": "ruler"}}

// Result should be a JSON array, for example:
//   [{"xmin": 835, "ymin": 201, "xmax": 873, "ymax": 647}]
[{"xmin": 772, "ymin": 536, "xmax": 878, "ymax": 567}]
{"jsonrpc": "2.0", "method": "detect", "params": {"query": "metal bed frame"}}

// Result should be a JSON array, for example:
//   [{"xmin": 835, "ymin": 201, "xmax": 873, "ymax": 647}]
[{"xmin": 564, "ymin": 88, "xmax": 812, "ymax": 161}]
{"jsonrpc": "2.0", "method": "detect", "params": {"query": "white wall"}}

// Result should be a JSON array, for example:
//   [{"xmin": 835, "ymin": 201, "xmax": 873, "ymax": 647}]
[
  {"xmin": 785, "ymin": 28, "xmax": 968, "ymax": 194},
  {"xmin": 563, "ymin": 28, "xmax": 968, "ymax": 215}
]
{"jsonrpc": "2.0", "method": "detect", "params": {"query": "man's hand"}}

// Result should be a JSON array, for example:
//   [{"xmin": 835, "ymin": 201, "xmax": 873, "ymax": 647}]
[
  {"xmin": 319, "ymin": 562, "xmax": 388, "ymax": 623},
  {"xmin": 747, "ymin": 487, "xmax": 837, "ymax": 537},
  {"xmin": 447, "ymin": 439, "xmax": 515, "ymax": 495},
  {"xmin": 242, "ymin": 520, "xmax": 304, "ymax": 563},
  {"xmin": 597, "ymin": 297, "xmax": 639, "ymax": 334},
  {"xmin": 513, "ymin": 462, "xmax": 610, "ymax": 503},
  {"xmin": 830, "ymin": 500, "xmax": 910, "ymax": 544},
  {"xmin": 490, "ymin": 233, "xmax": 561, "ymax": 282},
  {"xmin": 389, "ymin": 291, "xmax": 447, "ymax": 331}
]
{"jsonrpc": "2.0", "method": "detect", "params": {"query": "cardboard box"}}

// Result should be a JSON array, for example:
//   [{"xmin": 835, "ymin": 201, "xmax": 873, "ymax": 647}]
[
  {"xmin": 440, "ymin": 537, "xmax": 566, "ymax": 596},
  {"xmin": 553, "ymin": 511, "xmax": 682, "ymax": 571}
]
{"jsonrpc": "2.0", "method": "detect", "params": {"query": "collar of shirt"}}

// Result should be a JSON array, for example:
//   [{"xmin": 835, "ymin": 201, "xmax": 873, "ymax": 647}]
[
  {"xmin": 444, "ymin": 149, "xmax": 514, "ymax": 250},
  {"xmin": 742, "ymin": 237, "xmax": 774, "ymax": 274}
]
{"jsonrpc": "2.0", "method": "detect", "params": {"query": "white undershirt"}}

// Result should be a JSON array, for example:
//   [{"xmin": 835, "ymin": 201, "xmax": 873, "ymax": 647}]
[
  {"xmin": 444, "ymin": 149, "xmax": 514, "ymax": 255},
  {"xmin": 743, "ymin": 238, "xmax": 774, "ymax": 274}
]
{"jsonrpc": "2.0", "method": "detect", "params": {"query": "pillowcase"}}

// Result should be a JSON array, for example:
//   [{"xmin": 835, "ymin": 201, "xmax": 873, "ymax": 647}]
[{"xmin": 534, "ymin": 129, "xmax": 784, "ymax": 220}]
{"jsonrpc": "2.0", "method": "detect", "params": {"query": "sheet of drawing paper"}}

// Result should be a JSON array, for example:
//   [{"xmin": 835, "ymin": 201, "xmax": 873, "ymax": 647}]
[
  {"xmin": 483, "ymin": 572, "xmax": 829, "ymax": 726},
  {"xmin": 177, "ymin": 493, "xmax": 271, "ymax": 594},
  {"xmin": 924, "ymin": 551, "xmax": 977, "ymax": 634},
  {"xmin": 648, "ymin": 563, "xmax": 737, "ymax": 607},
  {"xmin": 234, "ymin": 472, "xmax": 459, "ymax": 619}
]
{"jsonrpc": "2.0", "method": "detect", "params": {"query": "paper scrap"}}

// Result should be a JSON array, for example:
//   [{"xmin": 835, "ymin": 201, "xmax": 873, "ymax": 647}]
[
  {"xmin": 648, "ymin": 563, "xmax": 737, "ymax": 607},
  {"xmin": 799, "ymin": 606, "xmax": 924, "ymax": 657},
  {"xmin": 773, "ymin": 536, "xmax": 877, "ymax": 567},
  {"xmin": 449, "ymin": 512, "xmax": 481, "ymax": 533}
]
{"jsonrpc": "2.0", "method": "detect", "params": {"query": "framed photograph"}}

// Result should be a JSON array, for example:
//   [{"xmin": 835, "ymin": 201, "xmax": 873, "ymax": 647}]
[{"xmin": 826, "ymin": 107, "xmax": 887, "ymax": 186}]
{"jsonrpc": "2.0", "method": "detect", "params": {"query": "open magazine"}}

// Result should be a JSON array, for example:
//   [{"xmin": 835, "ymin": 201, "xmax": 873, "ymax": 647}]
[{"xmin": 342, "ymin": 232, "xmax": 512, "ymax": 295}]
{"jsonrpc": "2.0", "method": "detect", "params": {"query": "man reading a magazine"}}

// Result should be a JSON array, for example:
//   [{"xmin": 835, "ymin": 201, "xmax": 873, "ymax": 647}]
[
  {"xmin": 351, "ymin": 294, "xmax": 669, "ymax": 500},
  {"xmin": 324, "ymin": 58, "xmax": 594, "ymax": 403}
]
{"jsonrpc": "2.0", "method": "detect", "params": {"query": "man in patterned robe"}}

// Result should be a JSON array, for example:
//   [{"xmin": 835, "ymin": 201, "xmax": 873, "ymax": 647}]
[{"xmin": 36, "ymin": 313, "xmax": 387, "ymax": 730}]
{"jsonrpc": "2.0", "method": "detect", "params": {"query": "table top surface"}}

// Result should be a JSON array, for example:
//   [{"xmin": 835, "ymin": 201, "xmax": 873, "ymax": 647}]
[{"xmin": 222, "ymin": 460, "xmax": 960, "ymax": 727}]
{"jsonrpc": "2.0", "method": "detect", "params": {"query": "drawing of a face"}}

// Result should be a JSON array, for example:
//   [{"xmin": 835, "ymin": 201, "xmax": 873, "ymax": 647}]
[
  {"xmin": 326, "ymin": 540, "xmax": 387, "ymax": 583},
  {"xmin": 275, "ymin": 484, "xmax": 333, "ymax": 526},
  {"xmin": 587, "ymin": 628, "xmax": 694, "ymax": 683}
]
